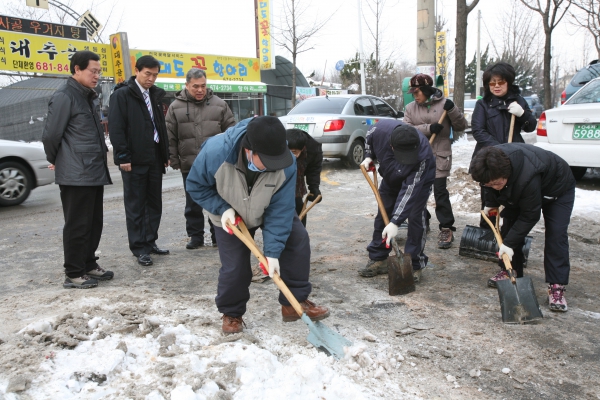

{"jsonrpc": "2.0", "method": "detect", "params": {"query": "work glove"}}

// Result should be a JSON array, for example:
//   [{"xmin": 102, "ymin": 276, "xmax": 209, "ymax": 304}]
[
  {"xmin": 259, "ymin": 257, "xmax": 281, "ymax": 278},
  {"xmin": 484, "ymin": 206, "xmax": 499, "ymax": 217},
  {"xmin": 307, "ymin": 187, "xmax": 322, "ymax": 203},
  {"xmin": 360, "ymin": 157, "xmax": 375, "ymax": 171},
  {"xmin": 507, "ymin": 102, "xmax": 524, "ymax": 117},
  {"xmin": 220, "ymin": 208, "xmax": 237, "ymax": 234},
  {"xmin": 430, "ymin": 123, "xmax": 443, "ymax": 134},
  {"xmin": 381, "ymin": 222, "xmax": 399, "ymax": 247},
  {"xmin": 498, "ymin": 244, "xmax": 514, "ymax": 261},
  {"xmin": 443, "ymin": 99, "xmax": 455, "ymax": 111}
]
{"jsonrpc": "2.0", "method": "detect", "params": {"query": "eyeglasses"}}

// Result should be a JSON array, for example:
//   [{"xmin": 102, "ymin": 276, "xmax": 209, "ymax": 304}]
[
  {"xmin": 488, "ymin": 80, "xmax": 506, "ymax": 87},
  {"xmin": 87, "ymin": 69, "xmax": 102, "ymax": 76}
]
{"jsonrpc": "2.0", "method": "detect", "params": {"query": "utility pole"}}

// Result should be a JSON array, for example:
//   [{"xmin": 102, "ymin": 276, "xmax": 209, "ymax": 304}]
[
  {"xmin": 417, "ymin": 0, "xmax": 436, "ymax": 79},
  {"xmin": 357, "ymin": 0, "xmax": 367, "ymax": 95},
  {"xmin": 475, "ymin": 10, "xmax": 481, "ymax": 98}
]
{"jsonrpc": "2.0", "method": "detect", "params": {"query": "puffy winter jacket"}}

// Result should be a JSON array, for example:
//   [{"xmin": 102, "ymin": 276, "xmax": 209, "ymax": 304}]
[
  {"xmin": 166, "ymin": 88, "xmax": 235, "ymax": 172},
  {"xmin": 365, "ymin": 119, "xmax": 436, "ymax": 225},
  {"xmin": 185, "ymin": 118, "xmax": 297, "ymax": 259},
  {"xmin": 42, "ymin": 77, "xmax": 112, "ymax": 186},
  {"xmin": 403, "ymin": 88, "xmax": 468, "ymax": 178},
  {"xmin": 483, "ymin": 143, "xmax": 575, "ymax": 248}
]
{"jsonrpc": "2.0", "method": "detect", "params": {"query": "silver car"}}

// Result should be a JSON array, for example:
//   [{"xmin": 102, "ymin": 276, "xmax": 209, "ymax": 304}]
[
  {"xmin": 463, "ymin": 98, "xmax": 478, "ymax": 132},
  {"xmin": 279, "ymin": 95, "xmax": 402, "ymax": 168},
  {"xmin": 0, "ymin": 140, "xmax": 55, "ymax": 206}
]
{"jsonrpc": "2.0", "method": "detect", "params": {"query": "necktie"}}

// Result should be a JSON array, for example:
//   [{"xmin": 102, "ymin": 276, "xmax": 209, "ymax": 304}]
[{"xmin": 143, "ymin": 90, "xmax": 159, "ymax": 143}]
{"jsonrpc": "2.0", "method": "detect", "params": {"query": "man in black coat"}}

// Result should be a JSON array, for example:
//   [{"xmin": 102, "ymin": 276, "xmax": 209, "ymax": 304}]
[
  {"xmin": 109, "ymin": 56, "xmax": 170, "ymax": 266},
  {"xmin": 470, "ymin": 144, "xmax": 576, "ymax": 312},
  {"xmin": 43, "ymin": 50, "xmax": 113, "ymax": 289},
  {"xmin": 285, "ymin": 128, "xmax": 323, "ymax": 227}
]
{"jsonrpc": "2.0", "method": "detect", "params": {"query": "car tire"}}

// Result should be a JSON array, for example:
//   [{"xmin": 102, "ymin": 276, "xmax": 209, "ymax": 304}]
[
  {"xmin": 570, "ymin": 166, "xmax": 588, "ymax": 181},
  {"xmin": 0, "ymin": 161, "xmax": 33, "ymax": 206},
  {"xmin": 343, "ymin": 140, "xmax": 365, "ymax": 169}
]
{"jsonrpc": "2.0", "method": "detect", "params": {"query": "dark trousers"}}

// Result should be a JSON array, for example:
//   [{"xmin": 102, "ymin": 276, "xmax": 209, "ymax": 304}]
[
  {"xmin": 182, "ymin": 172, "xmax": 215, "ymax": 243},
  {"xmin": 59, "ymin": 185, "xmax": 104, "ymax": 278},
  {"xmin": 295, "ymin": 197, "xmax": 307, "ymax": 227},
  {"xmin": 214, "ymin": 215, "xmax": 312, "ymax": 317},
  {"xmin": 433, "ymin": 177, "xmax": 455, "ymax": 230},
  {"xmin": 121, "ymin": 157, "xmax": 163, "ymax": 256},
  {"xmin": 500, "ymin": 188, "xmax": 574, "ymax": 284},
  {"xmin": 367, "ymin": 180, "xmax": 431, "ymax": 270}
]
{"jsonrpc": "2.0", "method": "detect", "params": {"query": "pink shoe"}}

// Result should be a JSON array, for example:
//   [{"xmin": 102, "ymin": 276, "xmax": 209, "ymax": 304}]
[
  {"xmin": 548, "ymin": 284, "xmax": 567, "ymax": 312},
  {"xmin": 487, "ymin": 270, "xmax": 510, "ymax": 288}
]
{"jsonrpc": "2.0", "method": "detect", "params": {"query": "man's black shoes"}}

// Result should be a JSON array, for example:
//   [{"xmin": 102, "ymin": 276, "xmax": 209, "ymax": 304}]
[
  {"xmin": 186, "ymin": 238, "xmax": 203, "ymax": 249},
  {"xmin": 137, "ymin": 254, "xmax": 153, "ymax": 266},
  {"xmin": 150, "ymin": 245, "xmax": 170, "ymax": 255}
]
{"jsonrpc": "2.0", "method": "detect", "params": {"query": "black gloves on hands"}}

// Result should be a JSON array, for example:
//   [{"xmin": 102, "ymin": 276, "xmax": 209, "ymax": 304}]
[
  {"xmin": 430, "ymin": 123, "xmax": 443, "ymax": 134},
  {"xmin": 443, "ymin": 99, "xmax": 455, "ymax": 111},
  {"xmin": 307, "ymin": 187, "xmax": 322, "ymax": 203}
]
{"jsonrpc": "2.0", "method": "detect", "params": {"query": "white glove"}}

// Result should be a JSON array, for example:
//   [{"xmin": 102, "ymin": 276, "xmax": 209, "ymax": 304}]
[
  {"xmin": 381, "ymin": 222, "xmax": 399, "ymax": 247},
  {"xmin": 507, "ymin": 102, "xmax": 524, "ymax": 117},
  {"xmin": 360, "ymin": 157, "xmax": 374, "ymax": 170},
  {"xmin": 220, "ymin": 208, "xmax": 236, "ymax": 233},
  {"xmin": 498, "ymin": 244, "xmax": 514, "ymax": 261},
  {"xmin": 266, "ymin": 257, "xmax": 280, "ymax": 278},
  {"xmin": 484, "ymin": 206, "xmax": 498, "ymax": 217}
]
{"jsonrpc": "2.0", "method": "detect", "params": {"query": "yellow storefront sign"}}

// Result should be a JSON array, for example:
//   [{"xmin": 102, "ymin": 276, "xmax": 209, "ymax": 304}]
[
  {"xmin": 435, "ymin": 31, "xmax": 449, "ymax": 97},
  {"xmin": 257, "ymin": 0, "xmax": 275, "ymax": 70},
  {"xmin": 131, "ymin": 49, "xmax": 260, "ymax": 82},
  {"xmin": 0, "ymin": 30, "xmax": 113, "ymax": 76}
]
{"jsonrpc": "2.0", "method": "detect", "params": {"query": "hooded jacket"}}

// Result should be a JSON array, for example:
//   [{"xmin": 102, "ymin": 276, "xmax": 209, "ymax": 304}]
[
  {"xmin": 365, "ymin": 119, "xmax": 436, "ymax": 226},
  {"xmin": 166, "ymin": 88, "xmax": 235, "ymax": 172},
  {"xmin": 403, "ymin": 88, "xmax": 468, "ymax": 178},
  {"xmin": 185, "ymin": 118, "xmax": 297, "ymax": 259},
  {"xmin": 108, "ymin": 76, "xmax": 169, "ymax": 167},
  {"xmin": 471, "ymin": 85, "xmax": 537, "ymax": 160},
  {"xmin": 42, "ymin": 77, "xmax": 112, "ymax": 186},
  {"xmin": 483, "ymin": 143, "xmax": 575, "ymax": 248}
]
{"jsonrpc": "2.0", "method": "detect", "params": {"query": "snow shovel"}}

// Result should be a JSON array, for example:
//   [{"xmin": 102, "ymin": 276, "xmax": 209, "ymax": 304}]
[
  {"xmin": 428, "ymin": 110, "xmax": 447, "ymax": 144},
  {"xmin": 480, "ymin": 211, "xmax": 543, "ymax": 324},
  {"xmin": 298, "ymin": 193, "xmax": 322, "ymax": 220},
  {"xmin": 226, "ymin": 219, "xmax": 352, "ymax": 359},
  {"xmin": 360, "ymin": 165, "xmax": 415, "ymax": 295}
]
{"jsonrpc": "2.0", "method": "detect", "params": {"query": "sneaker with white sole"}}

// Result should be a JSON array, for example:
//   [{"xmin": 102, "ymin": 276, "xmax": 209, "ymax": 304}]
[
  {"xmin": 487, "ymin": 270, "xmax": 510, "ymax": 288},
  {"xmin": 63, "ymin": 275, "xmax": 98, "ymax": 289},
  {"xmin": 548, "ymin": 284, "xmax": 567, "ymax": 312},
  {"xmin": 87, "ymin": 266, "xmax": 114, "ymax": 281}
]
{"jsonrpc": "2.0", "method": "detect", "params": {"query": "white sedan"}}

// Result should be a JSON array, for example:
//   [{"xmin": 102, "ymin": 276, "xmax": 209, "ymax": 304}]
[
  {"xmin": 535, "ymin": 77, "xmax": 600, "ymax": 180},
  {"xmin": 0, "ymin": 140, "xmax": 55, "ymax": 206}
]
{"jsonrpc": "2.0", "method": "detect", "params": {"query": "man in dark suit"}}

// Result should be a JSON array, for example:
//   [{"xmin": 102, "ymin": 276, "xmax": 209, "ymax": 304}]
[{"xmin": 109, "ymin": 56, "xmax": 170, "ymax": 266}]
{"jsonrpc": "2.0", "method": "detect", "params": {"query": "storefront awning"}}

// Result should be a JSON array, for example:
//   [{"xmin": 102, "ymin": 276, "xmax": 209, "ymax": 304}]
[{"xmin": 155, "ymin": 78, "xmax": 267, "ymax": 93}]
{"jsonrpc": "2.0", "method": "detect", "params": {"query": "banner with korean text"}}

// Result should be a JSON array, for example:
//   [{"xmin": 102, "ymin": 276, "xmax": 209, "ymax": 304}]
[
  {"xmin": 256, "ymin": 0, "xmax": 275, "ymax": 70},
  {"xmin": 435, "ymin": 31, "xmax": 449, "ymax": 98}
]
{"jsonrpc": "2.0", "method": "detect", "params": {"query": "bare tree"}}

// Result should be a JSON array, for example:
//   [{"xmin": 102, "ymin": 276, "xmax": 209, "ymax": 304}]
[
  {"xmin": 570, "ymin": 0, "xmax": 600, "ymax": 59},
  {"xmin": 363, "ymin": 0, "xmax": 396, "ymax": 96},
  {"xmin": 453, "ymin": 0, "xmax": 480, "ymax": 116},
  {"xmin": 520, "ymin": 0, "xmax": 573, "ymax": 109},
  {"xmin": 272, "ymin": 0, "xmax": 331, "ymax": 106}
]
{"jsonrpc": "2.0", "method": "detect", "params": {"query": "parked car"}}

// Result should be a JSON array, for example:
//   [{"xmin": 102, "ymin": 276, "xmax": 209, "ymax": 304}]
[
  {"xmin": 0, "ymin": 140, "xmax": 54, "ymax": 206},
  {"xmin": 279, "ymin": 95, "xmax": 403, "ymax": 168},
  {"xmin": 462, "ymin": 99, "xmax": 478, "ymax": 132},
  {"xmin": 523, "ymin": 94, "xmax": 543, "ymax": 118},
  {"xmin": 535, "ymin": 77, "xmax": 600, "ymax": 180},
  {"xmin": 561, "ymin": 60, "xmax": 600, "ymax": 104}
]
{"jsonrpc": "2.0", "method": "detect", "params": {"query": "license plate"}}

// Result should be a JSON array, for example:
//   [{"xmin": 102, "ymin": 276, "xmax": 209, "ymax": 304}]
[
  {"xmin": 294, "ymin": 123, "xmax": 310, "ymax": 132},
  {"xmin": 573, "ymin": 124, "xmax": 600, "ymax": 140}
]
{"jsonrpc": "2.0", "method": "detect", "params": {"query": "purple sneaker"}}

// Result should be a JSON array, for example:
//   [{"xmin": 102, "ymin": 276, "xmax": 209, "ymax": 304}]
[
  {"xmin": 487, "ymin": 270, "xmax": 510, "ymax": 288},
  {"xmin": 548, "ymin": 284, "xmax": 567, "ymax": 312}
]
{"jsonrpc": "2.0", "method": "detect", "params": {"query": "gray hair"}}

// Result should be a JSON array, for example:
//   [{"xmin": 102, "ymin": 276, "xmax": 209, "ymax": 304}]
[{"xmin": 186, "ymin": 68, "xmax": 207, "ymax": 83}]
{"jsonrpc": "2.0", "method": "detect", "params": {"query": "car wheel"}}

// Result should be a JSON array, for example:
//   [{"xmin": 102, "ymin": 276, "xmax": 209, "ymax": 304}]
[
  {"xmin": 343, "ymin": 140, "xmax": 365, "ymax": 169},
  {"xmin": 0, "ymin": 161, "xmax": 33, "ymax": 206},
  {"xmin": 570, "ymin": 166, "xmax": 588, "ymax": 181}
]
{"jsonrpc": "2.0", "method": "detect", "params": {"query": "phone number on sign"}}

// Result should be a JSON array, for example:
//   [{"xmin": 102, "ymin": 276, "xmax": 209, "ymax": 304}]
[{"xmin": 35, "ymin": 62, "xmax": 70, "ymax": 72}]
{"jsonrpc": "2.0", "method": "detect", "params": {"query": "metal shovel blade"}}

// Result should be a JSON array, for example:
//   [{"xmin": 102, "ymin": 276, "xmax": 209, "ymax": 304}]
[
  {"xmin": 302, "ymin": 314, "xmax": 352, "ymax": 359},
  {"xmin": 388, "ymin": 247, "xmax": 415, "ymax": 296},
  {"xmin": 496, "ymin": 277, "xmax": 543, "ymax": 324}
]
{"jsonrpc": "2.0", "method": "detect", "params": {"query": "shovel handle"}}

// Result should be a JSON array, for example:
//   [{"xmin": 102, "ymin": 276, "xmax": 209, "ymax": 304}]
[
  {"xmin": 429, "ymin": 110, "xmax": 448, "ymax": 145},
  {"xmin": 480, "ymin": 211, "xmax": 516, "ymax": 283},
  {"xmin": 226, "ymin": 220, "xmax": 305, "ymax": 318},
  {"xmin": 298, "ymin": 194, "xmax": 322, "ymax": 220},
  {"xmin": 508, "ymin": 114, "xmax": 516, "ymax": 143},
  {"xmin": 360, "ymin": 164, "xmax": 390, "ymax": 225}
]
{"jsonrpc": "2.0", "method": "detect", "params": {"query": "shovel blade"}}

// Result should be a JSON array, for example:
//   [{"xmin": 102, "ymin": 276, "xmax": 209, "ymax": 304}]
[
  {"xmin": 388, "ymin": 252, "xmax": 415, "ymax": 296},
  {"xmin": 497, "ymin": 277, "xmax": 543, "ymax": 324},
  {"xmin": 302, "ymin": 314, "xmax": 352, "ymax": 359}
]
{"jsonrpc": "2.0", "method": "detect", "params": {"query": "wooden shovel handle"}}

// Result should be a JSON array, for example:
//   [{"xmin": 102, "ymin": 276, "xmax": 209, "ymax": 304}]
[
  {"xmin": 508, "ymin": 114, "xmax": 516, "ymax": 143},
  {"xmin": 429, "ymin": 110, "xmax": 448, "ymax": 145},
  {"xmin": 480, "ymin": 211, "xmax": 516, "ymax": 283},
  {"xmin": 226, "ymin": 220, "xmax": 305, "ymax": 318},
  {"xmin": 298, "ymin": 194, "xmax": 322, "ymax": 220},
  {"xmin": 360, "ymin": 164, "xmax": 389, "ymax": 225}
]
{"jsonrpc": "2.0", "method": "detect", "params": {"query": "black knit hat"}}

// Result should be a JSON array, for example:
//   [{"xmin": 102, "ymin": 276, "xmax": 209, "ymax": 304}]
[
  {"xmin": 242, "ymin": 116, "xmax": 293, "ymax": 170},
  {"xmin": 390, "ymin": 124, "xmax": 420, "ymax": 165}
]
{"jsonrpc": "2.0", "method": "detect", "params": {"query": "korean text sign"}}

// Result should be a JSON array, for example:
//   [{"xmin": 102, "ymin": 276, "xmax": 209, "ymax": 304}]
[
  {"xmin": 133, "ymin": 50, "xmax": 260, "ymax": 81},
  {"xmin": 0, "ymin": 31, "xmax": 113, "ymax": 76},
  {"xmin": 257, "ymin": 0, "xmax": 274, "ymax": 70},
  {"xmin": 0, "ymin": 14, "xmax": 87, "ymax": 41}
]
